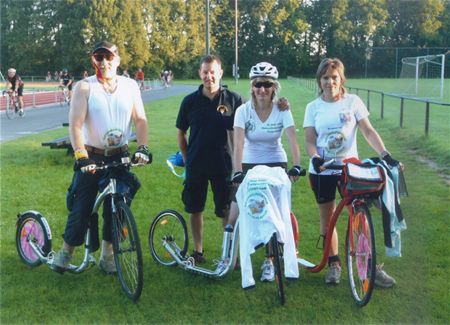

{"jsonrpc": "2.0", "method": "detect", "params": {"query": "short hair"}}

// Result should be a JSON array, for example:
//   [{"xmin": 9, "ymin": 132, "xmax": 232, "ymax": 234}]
[
  {"xmin": 200, "ymin": 54, "xmax": 222, "ymax": 67},
  {"xmin": 315, "ymin": 58, "xmax": 347, "ymax": 96}
]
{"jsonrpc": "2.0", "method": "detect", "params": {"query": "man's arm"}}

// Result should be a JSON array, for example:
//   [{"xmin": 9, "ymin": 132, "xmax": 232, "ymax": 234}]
[
  {"xmin": 69, "ymin": 80, "xmax": 90, "ymax": 151},
  {"xmin": 131, "ymin": 90, "xmax": 148, "ymax": 146},
  {"xmin": 177, "ymin": 129, "xmax": 188, "ymax": 164}
]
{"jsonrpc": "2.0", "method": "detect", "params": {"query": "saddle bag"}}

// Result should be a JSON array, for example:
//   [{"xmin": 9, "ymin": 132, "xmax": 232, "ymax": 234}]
[{"xmin": 341, "ymin": 162, "xmax": 385, "ymax": 198}]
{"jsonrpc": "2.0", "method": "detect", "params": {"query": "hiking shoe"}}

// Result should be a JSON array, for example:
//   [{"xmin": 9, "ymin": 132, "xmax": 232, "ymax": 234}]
[
  {"xmin": 260, "ymin": 259, "xmax": 275, "ymax": 282},
  {"xmin": 50, "ymin": 249, "xmax": 72, "ymax": 274},
  {"xmin": 99, "ymin": 255, "xmax": 117, "ymax": 274},
  {"xmin": 325, "ymin": 263, "xmax": 342, "ymax": 284},
  {"xmin": 374, "ymin": 263, "xmax": 396, "ymax": 288},
  {"xmin": 191, "ymin": 251, "xmax": 206, "ymax": 264}
]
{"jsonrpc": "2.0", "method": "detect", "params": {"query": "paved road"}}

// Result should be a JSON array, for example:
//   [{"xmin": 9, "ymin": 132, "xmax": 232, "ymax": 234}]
[{"xmin": 0, "ymin": 84, "xmax": 196, "ymax": 143}]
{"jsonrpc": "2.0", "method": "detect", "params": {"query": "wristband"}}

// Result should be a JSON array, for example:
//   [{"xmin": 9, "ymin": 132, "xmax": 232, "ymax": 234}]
[
  {"xmin": 380, "ymin": 150, "xmax": 391, "ymax": 158},
  {"xmin": 74, "ymin": 148, "xmax": 88, "ymax": 160}
]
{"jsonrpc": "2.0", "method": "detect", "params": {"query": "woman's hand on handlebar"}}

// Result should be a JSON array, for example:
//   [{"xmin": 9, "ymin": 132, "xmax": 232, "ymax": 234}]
[
  {"xmin": 232, "ymin": 171, "xmax": 245, "ymax": 186},
  {"xmin": 288, "ymin": 165, "xmax": 306, "ymax": 182}
]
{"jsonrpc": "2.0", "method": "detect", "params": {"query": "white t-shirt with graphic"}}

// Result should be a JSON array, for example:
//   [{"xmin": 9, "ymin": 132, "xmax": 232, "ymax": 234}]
[
  {"xmin": 83, "ymin": 75, "xmax": 142, "ymax": 149},
  {"xmin": 303, "ymin": 94, "xmax": 369, "ymax": 175},
  {"xmin": 234, "ymin": 101, "xmax": 294, "ymax": 164}
]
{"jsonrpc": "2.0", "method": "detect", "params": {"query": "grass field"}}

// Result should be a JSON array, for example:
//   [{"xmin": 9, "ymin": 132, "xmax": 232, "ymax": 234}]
[{"xmin": 0, "ymin": 79, "xmax": 449, "ymax": 324}]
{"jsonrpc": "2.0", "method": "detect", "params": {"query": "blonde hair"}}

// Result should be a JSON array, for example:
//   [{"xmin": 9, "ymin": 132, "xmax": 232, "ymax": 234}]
[
  {"xmin": 316, "ymin": 58, "xmax": 347, "ymax": 96},
  {"xmin": 250, "ymin": 77, "xmax": 281, "ymax": 104}
]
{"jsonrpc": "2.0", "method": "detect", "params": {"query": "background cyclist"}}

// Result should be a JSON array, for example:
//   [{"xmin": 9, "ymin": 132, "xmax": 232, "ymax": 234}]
[
  {"xmin": 59, "ymin": 68, "xmax": 74, "ymax": 101},
  {"xmin": 5, "ymin": 68, "xmax": 25, "ymax": 116}
]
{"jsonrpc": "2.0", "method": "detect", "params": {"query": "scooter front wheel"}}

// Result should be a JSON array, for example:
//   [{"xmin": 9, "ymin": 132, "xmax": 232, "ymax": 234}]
[
  {"xmin": 15, "ymin": 211, "xmax": 52, "ymax": 267},
  {"xmin": 149, "ymin": 209, "xmax": 188, "ymax": 266}
]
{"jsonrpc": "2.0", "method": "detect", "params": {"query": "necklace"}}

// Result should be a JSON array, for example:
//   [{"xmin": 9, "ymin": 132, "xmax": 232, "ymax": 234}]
[{"xmin": 100, "ymin": 77, "xmax": 118, "ymax": 94}]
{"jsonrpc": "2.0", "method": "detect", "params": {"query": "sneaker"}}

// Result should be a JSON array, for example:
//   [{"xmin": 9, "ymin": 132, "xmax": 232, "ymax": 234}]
[
  {"xmin": 18, "ymin": 109, "xmax": 24, "ymax": 116},
  {"xmin": 50, "ymin": 249, "xmax": 72, "ymax": 274},
  {"xmin": 325, "ymin": 263, "xmax": 342, "ymax": 284},
  {"xmin": 374, "ymin": 263, "xmax": 396, "ymax": 288},
  {"xmin": 99, "ymin": 255, "xmax": 117, "ymax": 274},
  {"xmin": 260, "ymin": 259, "xmax": 275, "ymax": 282},
  {"xmin": 191, "ymin": 251, "xmax": 206, "ymax": 264}
]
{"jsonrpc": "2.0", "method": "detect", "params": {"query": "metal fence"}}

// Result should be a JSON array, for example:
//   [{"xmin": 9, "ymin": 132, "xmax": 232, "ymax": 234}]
[{"xmin": 297, "ymin": 78, "xmax": 450, "ymax": 136}]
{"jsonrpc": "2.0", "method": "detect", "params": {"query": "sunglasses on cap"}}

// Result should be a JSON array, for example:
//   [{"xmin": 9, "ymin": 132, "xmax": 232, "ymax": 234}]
[
  {"xmin": 253, "ymin": 81, "xmax": 274, "ymax": 89},
  {"xmin": 93, "ymin": 52, "xmax": 115, "ymax": 62}
]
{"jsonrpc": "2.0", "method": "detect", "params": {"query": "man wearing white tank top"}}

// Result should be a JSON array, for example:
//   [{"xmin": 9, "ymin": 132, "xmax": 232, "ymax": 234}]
[{"xmin": 51, "ymin": 41, "xmax": 151, "ymax": 275}]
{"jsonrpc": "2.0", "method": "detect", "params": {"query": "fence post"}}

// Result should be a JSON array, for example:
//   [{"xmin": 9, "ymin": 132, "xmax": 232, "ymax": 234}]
[
  {"xmin": 400, "ymin": 97, "xmax": 404, "ymax": 128},
  {"xmin": 425, "ymin": 101, "xmax": 430, "ymax": 136},
  {"xmin": 367, "ymin": 90, "xmax": 370, "ymax": 111},
  {"xmin": 381, "ymin": 93, "xmax": 384, "ymax": 119}
]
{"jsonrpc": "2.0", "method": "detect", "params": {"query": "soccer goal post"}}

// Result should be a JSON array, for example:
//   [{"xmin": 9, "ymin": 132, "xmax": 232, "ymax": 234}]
[{"xmin": 398, "ymin": 53, "xmax": 445, "ymax": 99}]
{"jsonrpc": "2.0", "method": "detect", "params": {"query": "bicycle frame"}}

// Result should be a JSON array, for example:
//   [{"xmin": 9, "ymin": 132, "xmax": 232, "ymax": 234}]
[
  {"xmin": 162, "ymin": 220, "xmax": 241, "ymax": 278},
  {"xmin": 298, "ymin": 195, "xmax": 362, "ymax": 272},
  {"xmin": 24, "ymin": 170, "xmax": 125, "ymax": 274}
]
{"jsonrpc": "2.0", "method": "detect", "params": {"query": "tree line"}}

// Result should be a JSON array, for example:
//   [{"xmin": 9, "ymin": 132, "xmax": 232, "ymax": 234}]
[{"xmin": 1, "ymin": 0, "xmax": 449, "ymax": 79}]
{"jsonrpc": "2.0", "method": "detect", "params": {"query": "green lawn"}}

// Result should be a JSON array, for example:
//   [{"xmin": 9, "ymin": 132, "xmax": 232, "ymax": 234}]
[{"xmin": 0, "ymin": 79, "xmax": 448, "ymax": 324}]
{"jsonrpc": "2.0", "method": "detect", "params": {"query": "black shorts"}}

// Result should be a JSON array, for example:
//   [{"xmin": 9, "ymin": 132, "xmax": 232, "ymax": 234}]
[
  {"xmin": 63, "ymin": 83, "xmax": 73, "ymax": 91},
  {"xmin": 182, "ymin": 170, "xmax": 230, "ymax": 218},
  {"xmin": 10, "ymin": 86, "xmax": 23, "ymax": 96},
  {"xmin": 308, "ymin": 173, "xmax": 341, "ymax": 204},
  {"xmin": 232, "ymin": 162, "xmax": 287, "ymax": 202}
]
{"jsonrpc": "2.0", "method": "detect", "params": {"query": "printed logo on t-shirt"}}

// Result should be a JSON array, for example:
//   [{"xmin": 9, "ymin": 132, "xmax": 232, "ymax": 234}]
[
  {"xmin": 217, "ymin": 104, "xmax": 229, "ymax": 115},
  {"xmin": 103, "ymin": 128, "xmax": 124, "ymax": 148},
  {"xmin": 325, "ymin": 130, "xmax": 346, "ymax": 156},
  {"xmin": 245, "ymin": 119, "xmax": 256, "ymax": 132},
  {"xmin": 339, "ymin": 111, "xmax": 352, "ymax": 123},
  {"xmin": 245, "ymin": 179, "xmax": 269, "ymax": 220},
  {"xmin": 262, "ymin": 122, "xmax": 283, "ymax": 133}
]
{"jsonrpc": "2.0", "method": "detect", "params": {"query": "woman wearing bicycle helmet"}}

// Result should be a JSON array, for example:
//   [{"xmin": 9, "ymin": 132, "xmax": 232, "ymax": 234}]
[
  {"xmin": 230, "ymin": 62, "xmax": 304, "ymax": 283},
  {"xmin": 303, "ymin": 58, "xmax": 403, "ymax": 287}
]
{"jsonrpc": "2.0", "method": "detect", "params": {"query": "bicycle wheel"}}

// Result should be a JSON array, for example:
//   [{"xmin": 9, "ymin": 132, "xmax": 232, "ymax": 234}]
[
  {"xmin": 346, "ymin": 203, "xmax": 376, "ymax": 307},
  {"xmin": 111, "ymin": 200, "xmax": 143, "ymax": 302},
  {"xmin": 270, "ymin": 233, "xmax": 285, "ymax": 305},
  {"xmin": 15, "ymin": 212, "xmax": 52, "ymax": 267},
  {"xmin": 149, "ymin": 209, "xmax": 188, "ymax": 266},
  {"xmin": 5, "ymin": 97, "xmax": 17, "ymax": 119}
]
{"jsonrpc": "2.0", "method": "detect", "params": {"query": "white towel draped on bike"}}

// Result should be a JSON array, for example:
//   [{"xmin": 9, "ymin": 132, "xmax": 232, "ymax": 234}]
[{"xmin": 236, "ymin": 165, "xmax": 299, "ymax": 289}]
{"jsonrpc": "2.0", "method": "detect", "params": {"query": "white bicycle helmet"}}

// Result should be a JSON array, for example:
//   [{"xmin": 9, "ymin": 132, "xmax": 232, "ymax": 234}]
[
  {"xmin": 249, "ymin": 62, "xmax": 278, "ymax": 80},
  {"xmin": 8, "ymin": 68, "xmax": 16, "ymax": 74}
]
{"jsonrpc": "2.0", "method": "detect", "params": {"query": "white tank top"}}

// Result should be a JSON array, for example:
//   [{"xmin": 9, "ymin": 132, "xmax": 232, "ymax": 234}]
[{"xmin": 83, "ymin": 75, "xmax": 139, "ymax": 149}]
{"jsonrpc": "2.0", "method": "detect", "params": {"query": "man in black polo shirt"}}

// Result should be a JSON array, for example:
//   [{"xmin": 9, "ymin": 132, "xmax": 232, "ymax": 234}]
[{"xmin": 176, "ymin": 54, "xmax": 243, "ymax": 264}]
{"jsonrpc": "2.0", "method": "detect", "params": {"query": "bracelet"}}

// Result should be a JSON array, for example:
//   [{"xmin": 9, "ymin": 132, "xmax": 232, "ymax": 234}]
[
  {"xmin": 74, "ymin": 148, "xmax": 88, "ymax": 160},
  {"xmin": 137, "ymin": 145, "xmax": 149, "ymax": 151}
]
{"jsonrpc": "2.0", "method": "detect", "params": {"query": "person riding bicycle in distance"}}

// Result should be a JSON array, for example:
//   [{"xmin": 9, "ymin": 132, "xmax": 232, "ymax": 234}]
[
  {"xmin": 59, "ymin": 68, "xmax": 74, "ymax": 101},
  {"xmin": 303, "ymin": 57, "xmax": 404, "ymax": 287},
  {"xmin": 5, "ymin": 68, "xmax": 25, "ymax": 116},
  {"xmin": 51, "ymin": 41, "xmax": 151, "ymax": 274}
]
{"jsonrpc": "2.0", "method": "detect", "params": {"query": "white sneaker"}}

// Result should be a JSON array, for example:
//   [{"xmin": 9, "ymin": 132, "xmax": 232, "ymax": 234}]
[{"xmin": 260, "ymin": 259, "xmax": 275, "ymax": 282}]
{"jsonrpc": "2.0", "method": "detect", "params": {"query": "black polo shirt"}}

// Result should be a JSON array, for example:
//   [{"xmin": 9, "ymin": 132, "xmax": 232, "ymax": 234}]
[{"xmin": 176, "ymin": 85, "xmax": 243, "ymax": 173}]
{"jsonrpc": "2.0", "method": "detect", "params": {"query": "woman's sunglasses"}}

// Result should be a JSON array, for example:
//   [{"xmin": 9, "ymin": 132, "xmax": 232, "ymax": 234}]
[
  {"xmin": 93, "ymin": 53, "xmax": 115, "ymax": 62},
  {"xmin": 253, "ymin": 81, "xmax": 274, "ymax": 89}
]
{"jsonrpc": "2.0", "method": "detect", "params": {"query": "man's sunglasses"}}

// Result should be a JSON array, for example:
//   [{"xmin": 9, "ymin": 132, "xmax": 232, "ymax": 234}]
[
  {"xmin": 253, "ymin": 81, "xmax": 274, "ymax": 88},
  {"xmin": 93, "ymin": 53, "xmax": 115, "ymax": 62}
]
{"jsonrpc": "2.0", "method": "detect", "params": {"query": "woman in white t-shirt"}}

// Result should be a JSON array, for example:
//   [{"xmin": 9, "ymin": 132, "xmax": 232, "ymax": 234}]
[
  {"xmin": 229, "ymin": 62, "xmax": 304, "ymax": 282},
  {"xmin": 303, "ymin": 58, "xmax": 403, "ymax": 287}
]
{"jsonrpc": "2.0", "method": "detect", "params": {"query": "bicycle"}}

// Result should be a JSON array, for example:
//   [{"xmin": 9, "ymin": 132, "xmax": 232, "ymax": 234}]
[
  {"xmin": 58, "ymin": 86, "xmax": 70, "ymax": 106},
  {"xmin": 148, "ymin": 160, "xmax": 290, "ymax": 305},
  {"xmin": 15, "ymin": 157, "xmax": 145, "ymax": 301},
  {"xmin": 297, "ymin": 158, "xmax": 388, "ymax": 307},
  {"xmin": 3, "ymin": 90, "xmax": 23, "ymax": 119}
]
